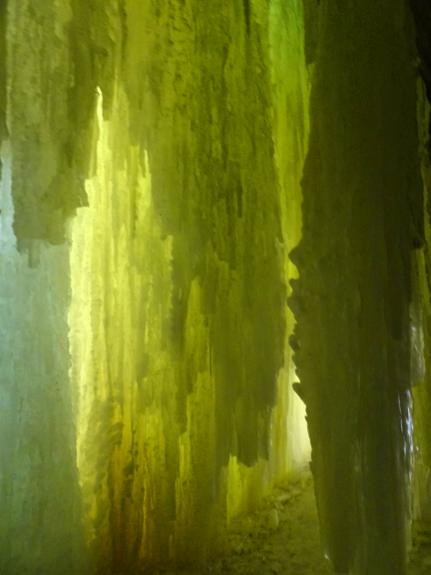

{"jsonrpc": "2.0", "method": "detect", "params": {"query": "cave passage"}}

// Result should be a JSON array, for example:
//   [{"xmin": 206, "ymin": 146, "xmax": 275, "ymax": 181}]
[{"xmin": 1, "ymin": 2, "xmax": 431, "ymax": 575}]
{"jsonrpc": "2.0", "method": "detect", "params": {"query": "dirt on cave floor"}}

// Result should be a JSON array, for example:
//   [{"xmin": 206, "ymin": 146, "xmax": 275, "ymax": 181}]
[
  {"xmin": 150, "ymin": 468, "xmax": 431, "ymax": 575},
  {"xmin": 153, "ymin": 469, "xmax": 331, "ymax": 575},
  {"xmin": 209, "ymin": 471, "xmax": 332, "ymax": 575}
]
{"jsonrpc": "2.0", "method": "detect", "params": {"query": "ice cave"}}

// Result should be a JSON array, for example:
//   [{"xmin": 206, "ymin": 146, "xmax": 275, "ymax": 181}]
[{"xmin": 1, "ymin": 1, "xmax": 431, "ymax": 574}]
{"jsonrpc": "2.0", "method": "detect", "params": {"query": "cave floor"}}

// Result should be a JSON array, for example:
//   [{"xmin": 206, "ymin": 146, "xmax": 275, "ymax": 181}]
[
  {"xmin": 153, "ymin": 469, "xmax": 431, "ymax": 575},
  {"xmin": 154, "ymin": 470, "xmax": 330, "ymax": 575},
  {"xmin": 206, "ymin": 471, "xmax": 332, "ymax": 575}
]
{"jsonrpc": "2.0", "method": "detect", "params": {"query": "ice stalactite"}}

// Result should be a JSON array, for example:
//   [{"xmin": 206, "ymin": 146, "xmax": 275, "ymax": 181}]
[
  {"xmin": 6, "ymin": 0, "xmax": 94, "ymax": 250},
  {"xmin": 69, "ymin": 2, "xmax": 310, "ymax": 570},
  {"xmin": 290, "ymin": 1, "xmax": 423, "ymax": 573}
]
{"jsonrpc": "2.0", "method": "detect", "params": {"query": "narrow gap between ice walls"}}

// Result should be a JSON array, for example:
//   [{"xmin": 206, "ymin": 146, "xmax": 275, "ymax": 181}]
[{"xmin": 65, "ymin": 1, "xmax": 311, "ymax": 574}]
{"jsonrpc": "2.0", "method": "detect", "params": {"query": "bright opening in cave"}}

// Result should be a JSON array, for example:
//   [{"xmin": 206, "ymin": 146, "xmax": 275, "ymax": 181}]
[{"xmin": 1, "ymin": 1, "xmax": 431, "ymax": 575}]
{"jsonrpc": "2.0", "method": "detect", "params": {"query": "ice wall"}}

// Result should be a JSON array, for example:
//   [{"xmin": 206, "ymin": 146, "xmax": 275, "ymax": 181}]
[
  {"xmin": 291, "ymin": 1, "xmax": 423, "ymax": 573},
  {"xmin": 0, "ymin": 4, "xmax": 90, "ymax": 572},
  {"xmin": 411, "ymin": 83, "xmax": 431, "ymax": 520},
  {"xmin": 0, "ymin": 143, "xmax": 87, "ymax": 574},
  {"xmin": 69, "ymin": 2, "xmax": 309, "ymax": 571},
  {"xmin": 1, "ymin": 1, "xmax": 310, "ymax": 573},
  {"xmin": 407, "ymin": 1, "xmax": 431, "ymax": 526}
]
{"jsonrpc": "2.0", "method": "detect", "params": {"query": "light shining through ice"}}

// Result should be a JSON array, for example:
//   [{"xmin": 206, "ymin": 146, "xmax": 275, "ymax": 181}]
[
  {"xmin": 1, "ymin": 2, "xmax": 431, "ymax": 575},
  {"xmin": 65, "ymin": 7, "xmax": 311, "ymax": 570}
]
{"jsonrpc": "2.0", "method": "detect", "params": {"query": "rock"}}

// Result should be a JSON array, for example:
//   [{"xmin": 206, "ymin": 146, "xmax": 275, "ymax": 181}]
[
  {"xmin": 276, "ymin": 492, "xmax": 291, "ymax": 504},
  {"xmin": 266, "ymin": 509, "xmax": 280, "ymax": 531}
]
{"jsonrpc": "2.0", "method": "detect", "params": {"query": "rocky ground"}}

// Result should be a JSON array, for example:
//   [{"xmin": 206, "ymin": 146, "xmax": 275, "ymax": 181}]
[
  {"xmin": 152, "ymin": 470, "xmax": 431, "ymax": 574},
  {"xmin": 151, "ymin": 470, "xmax": 330, "ymax": 575},
  {"xmin": 206, "ymin": 472, "xmax": 330, "ymax": 575}
]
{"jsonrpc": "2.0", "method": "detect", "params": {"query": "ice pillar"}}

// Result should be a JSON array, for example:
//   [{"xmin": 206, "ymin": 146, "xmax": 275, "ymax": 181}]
[{"xmin": 291, "ymin": 1, "xmax": 422, "ymax": 573}]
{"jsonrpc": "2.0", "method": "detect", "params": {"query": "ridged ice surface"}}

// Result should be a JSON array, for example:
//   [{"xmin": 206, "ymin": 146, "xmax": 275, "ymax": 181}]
[
  {"xmin": 0, "ymin": 2, "xmax": 310, "ymax": 573},
  {"xmin": 3, "ymin": 2, "xmax": 431, "ymax": 574},
  {"xmin": 0, "ymin": 145, "xmax": 87, "ymax": 575},
  {"xmin": 291, "ymin": 1, "xmax": 423, "ymax": 573}
]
